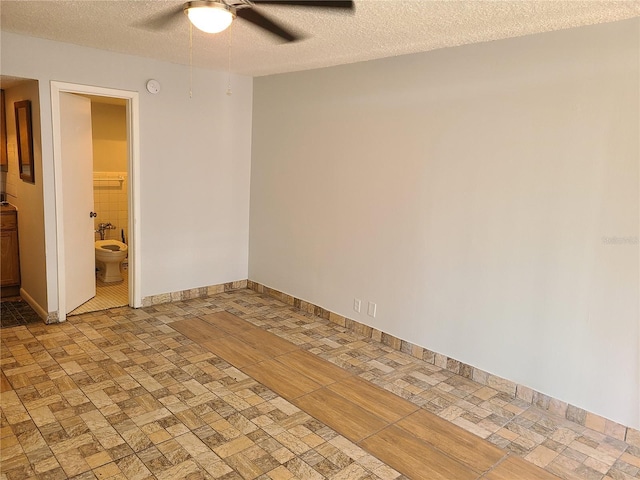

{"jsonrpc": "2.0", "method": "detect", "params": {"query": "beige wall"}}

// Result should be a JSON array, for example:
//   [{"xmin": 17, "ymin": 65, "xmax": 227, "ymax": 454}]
[
  {"xmin": 250, "ymin": 19, "xmax": 640, "ymax": 428},
  {"xmin": 91, "ymin": 102, "xmax": 127, "ymax": 172},
  {"xmin": 3, "ymin": 80, "xmax": 47, "ymax": 316}
]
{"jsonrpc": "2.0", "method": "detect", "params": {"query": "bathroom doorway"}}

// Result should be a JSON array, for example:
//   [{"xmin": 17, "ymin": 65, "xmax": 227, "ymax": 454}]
[
  {"xmin": 69, "ymin": 95, "xmax": 129, "ymax": 315},
  {"xmin": 51, "ymin": 82, "xmax": 141, "ymax": 321}
]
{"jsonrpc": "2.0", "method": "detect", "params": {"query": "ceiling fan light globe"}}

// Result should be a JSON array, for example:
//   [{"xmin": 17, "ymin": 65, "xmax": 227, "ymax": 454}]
[{"xmin": 186, "ymin": 3, "xmax": 234, "ymax": 33}]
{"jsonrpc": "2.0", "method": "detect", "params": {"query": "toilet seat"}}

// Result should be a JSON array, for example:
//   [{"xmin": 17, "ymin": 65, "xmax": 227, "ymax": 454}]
[
  {"xmin": 95, "ymin": 240, "xmax": 128, "ymax": 253},
  {"xmin": 95, "ymin": 240, "xmax": 127, "ymax": 282}
]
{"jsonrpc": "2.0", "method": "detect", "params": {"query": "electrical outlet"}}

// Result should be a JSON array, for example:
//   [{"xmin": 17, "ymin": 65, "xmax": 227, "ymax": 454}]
[
  {"xmin": 353, "ymin": 298, "xmax": 361, "ymax": 313},
  {"xmin": 367, "ymin": 302, "xmax": 377, "ymax": 318}
]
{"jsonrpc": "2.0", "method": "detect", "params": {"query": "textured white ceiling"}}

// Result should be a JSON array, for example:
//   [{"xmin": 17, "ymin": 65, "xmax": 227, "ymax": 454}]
[{"xmin": 1, "ymin": 0, "xmax": 639, "ymax": 77}]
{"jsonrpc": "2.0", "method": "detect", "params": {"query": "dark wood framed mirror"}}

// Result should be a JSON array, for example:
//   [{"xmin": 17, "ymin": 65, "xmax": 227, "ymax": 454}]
[
  {"xmin": 0, "ymin": 90, "xmax": 7, "ymax": 172},
  {"xmin": 15, "ymin": 99, "xmax": 34, "ymax": 183}
]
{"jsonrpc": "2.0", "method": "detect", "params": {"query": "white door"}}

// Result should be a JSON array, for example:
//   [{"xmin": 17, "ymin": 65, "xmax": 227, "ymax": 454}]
[{"xmin": 60, "ymin": 93, "xmax": 96, "ymax": 313}]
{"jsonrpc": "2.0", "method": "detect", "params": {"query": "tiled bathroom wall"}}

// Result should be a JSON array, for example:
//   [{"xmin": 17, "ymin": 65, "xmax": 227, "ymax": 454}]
[{"xmin": 93, "ymin": 171, "xmax": 128, "ymax": 244}]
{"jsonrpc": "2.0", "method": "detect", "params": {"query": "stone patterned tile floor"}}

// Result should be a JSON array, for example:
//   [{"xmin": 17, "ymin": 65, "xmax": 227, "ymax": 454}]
[{"xmin": 1, "ymin": 289, "xmax": 639, "ymax": 479}]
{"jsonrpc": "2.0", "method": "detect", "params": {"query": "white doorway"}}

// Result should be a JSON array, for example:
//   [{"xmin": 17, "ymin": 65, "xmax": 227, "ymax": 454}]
[{"xmin": 51, "ymin": 82, "xmax": 141, "ymax": 322}]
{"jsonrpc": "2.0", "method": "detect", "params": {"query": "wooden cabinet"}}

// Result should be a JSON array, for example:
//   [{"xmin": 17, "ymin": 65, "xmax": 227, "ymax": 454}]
[{"xmin": 1, "ymin": 205, "xmax": 20, "ymax": 297}]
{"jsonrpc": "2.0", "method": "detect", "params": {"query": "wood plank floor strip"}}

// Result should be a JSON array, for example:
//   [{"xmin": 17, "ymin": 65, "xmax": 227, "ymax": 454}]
[
  {"xmin": 360, "ymin": 425, "xmax": 479, "ymax": 480},
  {"xmin": 273, "ymin": 349, "xmax": 352, "ymax": 386},
  {"xmin": 396, "ymin": 409, "xmax": 505, "ymax": 473},
  {"xmin": 243, "ymin": 359, "xmax": 322, "ymax": 399},
  {"xmin": 236, "ymin": 329, "xmax": 299, "ymax": 357},
  {"xmin": 293, "ymin": 388, "xmax": 389, "ymax": 443},
  {"xmin": 482, "ymin": 456, "xmax": 562, "ymax": 480},
  {"xmin": 200, "ymin": 311, "xmax": 259, "ymax": 336},
  {"xmin": 202, "ymin": 336, "xmax": 272, "ymax": 368},
  {"xmin": 171, "ymin": 318, "xmax": 228, "ymax": 342},
  {"xmin": 178, "ymin": 311, "xmax": 560, "ymax": 480},
  {"xmin": 327, "ymin": 375, "xmax": 418, "ymax": 423}
]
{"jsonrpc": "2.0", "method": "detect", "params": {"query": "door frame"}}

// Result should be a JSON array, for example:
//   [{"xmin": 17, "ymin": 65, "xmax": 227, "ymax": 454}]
[{"xmin": 51, "ymin": 81, "xmax": 141, "ymax": 320}]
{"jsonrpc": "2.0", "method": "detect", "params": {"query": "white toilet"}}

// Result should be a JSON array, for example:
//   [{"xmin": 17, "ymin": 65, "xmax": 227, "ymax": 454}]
[{"xmin": 95, "ymin": 240, "xmax": 128, "ymax": 283}]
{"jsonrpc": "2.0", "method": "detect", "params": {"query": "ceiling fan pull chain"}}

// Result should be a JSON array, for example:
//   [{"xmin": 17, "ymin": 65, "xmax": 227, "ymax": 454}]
[
  {"xmin": 227, "ymin": 20, "xmax": 233, "ymax": 96},
  {"xmin": 189, "ymin": 21, "xmax": 193, "ymax": 99}
]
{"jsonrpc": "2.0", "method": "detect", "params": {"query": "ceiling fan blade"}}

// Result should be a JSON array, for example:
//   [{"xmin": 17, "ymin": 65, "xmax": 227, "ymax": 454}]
[
  {"xmin": 236, "ymin": 8, "xmax": 302, "ymax": 42},
  {"xmin": 134, "ymin": 5, "xmax": 184, "ymax": 31},
  {"xmin": 251, "ymin": 0, "xmax": 354, "ymax": 9}
]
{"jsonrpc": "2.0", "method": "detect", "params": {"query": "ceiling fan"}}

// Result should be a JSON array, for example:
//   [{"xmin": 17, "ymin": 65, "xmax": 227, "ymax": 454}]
[{"xmin": 145, "ymin": 0, "xmax": 355, "ymax": 42}]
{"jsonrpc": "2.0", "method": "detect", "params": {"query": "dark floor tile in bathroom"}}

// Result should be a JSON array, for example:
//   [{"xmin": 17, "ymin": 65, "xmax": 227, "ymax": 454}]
[{"xmin": 0, "ymin": 298, "xmax": 42, "ymax": 328}]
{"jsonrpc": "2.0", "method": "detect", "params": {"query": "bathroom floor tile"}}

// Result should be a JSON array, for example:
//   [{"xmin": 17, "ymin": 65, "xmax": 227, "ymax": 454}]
[{"xmin": 68, "ymin": 268, "xmax": 128, "ymax": 316}]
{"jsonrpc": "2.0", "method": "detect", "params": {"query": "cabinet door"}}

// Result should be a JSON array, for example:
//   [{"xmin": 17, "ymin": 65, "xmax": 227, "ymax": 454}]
[{"xmin": 0, "ymin": 230, "xmax": 20, "ymax": 286}]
